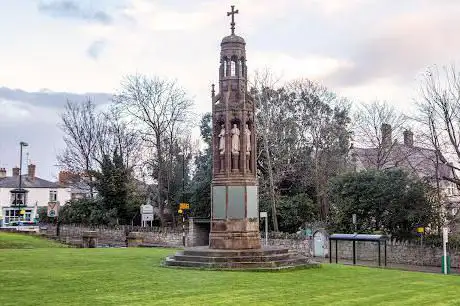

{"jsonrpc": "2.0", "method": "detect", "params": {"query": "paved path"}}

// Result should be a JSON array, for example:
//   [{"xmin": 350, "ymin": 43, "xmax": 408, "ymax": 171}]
[{"xmin": 315, "ymin": 257, "xmax": 460, "ymax": 275}]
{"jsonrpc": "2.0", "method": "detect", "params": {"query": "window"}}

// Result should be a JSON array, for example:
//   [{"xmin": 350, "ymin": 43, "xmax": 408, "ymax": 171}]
[
  {"xmin": 49, "ymin": 190, "xmax": 58, "ymax": 202},
  {"xmin": 4, "ymin": 208, "xmax": 32, "ymax": 224},
  {"xmin": 10, "ymin": 193, "xmax": 25, "ymax": 205}
]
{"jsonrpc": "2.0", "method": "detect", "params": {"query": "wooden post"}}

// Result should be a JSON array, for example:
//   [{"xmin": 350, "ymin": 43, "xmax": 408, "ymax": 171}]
[
  {"xmin": 384, "ymin": 241, "xmax": 387, "ymax": 267},
  {"xmin": 335, "ymin": 240, "xmax": 338, "ymax": 264},
  {"xmin": 329, "ymin": 238, "xmax": 332, "ymax": 263}
]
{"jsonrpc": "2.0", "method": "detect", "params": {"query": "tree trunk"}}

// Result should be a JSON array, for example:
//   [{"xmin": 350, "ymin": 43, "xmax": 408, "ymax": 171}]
[
  {"xmin": 156, "ymin": 136, "xmax": 166, "ymax": 227},
  {"xmin": 263, "ymin": 135, "xmax": 279, "ymax": 232}
]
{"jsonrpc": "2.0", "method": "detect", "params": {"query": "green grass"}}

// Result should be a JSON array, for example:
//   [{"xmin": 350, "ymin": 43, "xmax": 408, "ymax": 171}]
[
  {"xmin": 0, "ymin": 234, "xmax": 459, "ymax": 305},
  {"xmin": 0, "ymin": 232, "xmax": 67, "ymax": 249}
]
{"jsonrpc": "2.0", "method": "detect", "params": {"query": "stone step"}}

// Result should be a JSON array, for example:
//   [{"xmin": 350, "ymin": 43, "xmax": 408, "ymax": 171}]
[
  {"xmin": 163, "ymin": 246, "xmax": 318, "ymax": 271},
  {"xmin": 164, "ymin": 256, "xmax": 312, "ymax": 269},
  {"xmin": 182, "ymin": 247, "xmax": 289, "ymax": 257},
  {"xmin": 173, "ymin": 252, "xmax": 291, "ymax": 263}
]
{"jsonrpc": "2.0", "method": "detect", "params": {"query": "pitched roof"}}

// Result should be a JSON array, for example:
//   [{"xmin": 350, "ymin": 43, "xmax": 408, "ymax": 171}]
[
  {"xmin": 351, "ymin": 144, "xmax": 455, "ymax": 181},
  {"xmin": 0, "ymin": 175, "xmax": 62, "ymax": 189}
]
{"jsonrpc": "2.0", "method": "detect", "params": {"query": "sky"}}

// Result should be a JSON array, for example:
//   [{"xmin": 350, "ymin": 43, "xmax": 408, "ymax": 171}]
[{"xmin": 1, "ymin": 0, "xmax": 460, "ymax": 180}]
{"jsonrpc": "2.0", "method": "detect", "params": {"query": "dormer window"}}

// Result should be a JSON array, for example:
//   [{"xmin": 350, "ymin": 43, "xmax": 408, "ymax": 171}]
[
  {"xmin": 11, "ymin": 193, "xmax": 24, "ymax": 205},
  {"xmin": 10, "ymin": 189, "xmax": 28, "ymax": 206}
]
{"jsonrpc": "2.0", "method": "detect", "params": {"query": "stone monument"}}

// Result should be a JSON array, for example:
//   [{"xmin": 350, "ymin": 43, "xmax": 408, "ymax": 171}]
[
  {"xmin": 164, "ymin": 5, "xmax": 316, "ymax": 270},
  {"xmin": 208, "ymin": 4, "xmax": 259, "ymax": 249}
]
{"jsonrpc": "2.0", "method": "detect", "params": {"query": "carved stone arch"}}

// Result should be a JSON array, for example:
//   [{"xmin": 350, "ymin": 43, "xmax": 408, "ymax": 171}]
[
  {"xmin": 246, "ymin": 111, "xmax": 254, "ymax": 122},
  {"xmin": 240, "ymin": 57, "xmax": 246, "ymax": 78},
  {"xmin": 230, "ymin": 55, "xmax": 238, "ymax": 77},
  {"xmin": 215, "ymin": 113, "xmax": 225, "ymax": 127},
  {"xmin": 222, "ymin": 56, "xmax": 229, "ymax": 77},
  {"xmin": 214, "ymin": 114, "xmax": 226, "ymax": 173},
  {"xmin": 230, "ymin": 115, "xmax": 241, "ymax": 126}
]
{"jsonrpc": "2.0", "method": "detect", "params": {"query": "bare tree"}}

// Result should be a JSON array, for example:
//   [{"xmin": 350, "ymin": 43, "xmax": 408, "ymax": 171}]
[
  {"xmin": 353, "ymin": 100, "xmax": 408, "ymax": 169},
  {"xmin": 287, "ymin": 79, "xmax": 351, "ymax": 220},
  {"xmin": 94, "ymin": 107, "xmax": 142, "ymax": 171},
  {"xmin": 251, "ymin": 69, "xmax": 282, "ymax": 232},
  {"xmin": 58, "ymin": 99, "xmax": 102, "ymax": 197},
  {"xmin": 416, "ymin": 64, "xmax": 460, "ymax": 228},
  {"xmin": 113, "ymin": 74, "xmax": 194, "ymax": 226},
  {"xmin": 418, "ymin": 64, "xmax": 460, "ymax": 161}
]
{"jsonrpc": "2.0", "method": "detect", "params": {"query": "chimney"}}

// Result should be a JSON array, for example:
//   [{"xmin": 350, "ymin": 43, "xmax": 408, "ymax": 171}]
[
  {"xmin": 59, "ymin": 171, "xmax": 67, "ymax": 185},
  {"xmin": 12, "ymin": 167, "xmax": 20, "ymax": 177},
  {"xmin": 403, "ymin": 130, "xmax": 414, "ymax": 147},
  {"xmin": 27, "ymin": 164, "xmax": 36, "ymax": 180},
  {"xmin": 381, "ymin": 123, "xmax": 392, "ymax": 147},
  {"xmin": 0, "ymin": 168, "xmax": 6, "ymax": 178},
  {"xmin": 59, "ymin": 171, "xmax": 72, "ymax": 185}
]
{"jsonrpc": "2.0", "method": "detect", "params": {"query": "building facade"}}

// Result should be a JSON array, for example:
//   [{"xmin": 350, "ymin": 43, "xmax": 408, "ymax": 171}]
[
  {"xmin": 0, "ymin": 164, "xmax": 71, "ymax": 227},
  {"xmin": 350, "ymin": 124, "xmax": 460, "ymax": 228}
]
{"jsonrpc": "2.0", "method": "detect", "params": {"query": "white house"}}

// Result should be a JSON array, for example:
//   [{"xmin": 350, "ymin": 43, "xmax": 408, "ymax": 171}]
[{"xmin": 0, "ymin": 164, "xmax": 71, "ymax": 227}]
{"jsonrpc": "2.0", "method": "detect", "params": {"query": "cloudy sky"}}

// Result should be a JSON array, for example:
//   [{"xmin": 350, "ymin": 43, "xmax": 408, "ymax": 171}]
[{"xmin": 1, "ymin": 0, "xmax": 459, "ymax": 180}]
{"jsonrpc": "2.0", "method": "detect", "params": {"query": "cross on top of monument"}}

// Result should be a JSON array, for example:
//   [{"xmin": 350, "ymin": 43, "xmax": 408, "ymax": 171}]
[{"xmin": 227, "ymin": 5, "xmax": 239, "ymax": 35}]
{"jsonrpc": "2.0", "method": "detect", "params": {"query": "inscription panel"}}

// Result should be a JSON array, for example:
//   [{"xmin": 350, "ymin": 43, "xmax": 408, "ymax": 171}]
[
  {"xmin": 212, "ymin": 186, "xmax": 227, "ymax": 219},
  {"xmin": 227, "ymin": 186, "xmax": 245, "ymax": 219},
  {"xmin": 246, "ymin": 186, "xmax": 258, "ymax": 218}
]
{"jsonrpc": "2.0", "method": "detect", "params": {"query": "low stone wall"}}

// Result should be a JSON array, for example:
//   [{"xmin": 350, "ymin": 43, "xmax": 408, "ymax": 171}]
[
  {"xmin": 265, "ymin": 238, "xmax": 311, "ymax": 256},
  {"xmin": 37, "ymin": 224, "xmax": 459, "ymax": 269},
  {"xmin": 40, "ymin": 224, "xmax": 183, "ymax": 247},
  {"xmin": 331, "ymin": 240, "xmax": 460, "ymax": 267}
]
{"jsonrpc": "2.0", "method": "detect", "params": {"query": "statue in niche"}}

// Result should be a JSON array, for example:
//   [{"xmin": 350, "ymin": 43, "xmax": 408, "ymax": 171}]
[
  {"xmin": 218, "ymin": 124, "xmax": 225, "ymax": 155},
  {"xmin": 245, "ymin": 124, "xmax": 251, "ymax": 154},
  {"xmin": 231, "ymin": 124, "xmax": 240, "ymax": 154}
]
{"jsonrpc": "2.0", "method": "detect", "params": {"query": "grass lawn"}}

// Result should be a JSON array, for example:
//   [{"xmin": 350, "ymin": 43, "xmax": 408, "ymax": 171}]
[
  {"xmin": 0, "ymin": 234, "xmax": 460, "ymax": 305},
  {"xmin": 0, "ymin": 232, "xmax": 67, "ymax": 249}
]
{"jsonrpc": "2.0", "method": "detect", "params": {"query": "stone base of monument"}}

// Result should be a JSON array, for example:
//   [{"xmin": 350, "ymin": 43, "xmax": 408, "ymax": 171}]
[{"xmin": 163, "ymin": 246, "xmax": 319, "ymax": 271}]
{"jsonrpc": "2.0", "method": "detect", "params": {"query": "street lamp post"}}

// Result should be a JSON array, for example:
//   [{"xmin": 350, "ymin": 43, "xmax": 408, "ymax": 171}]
[
  {"xmin": 179, "ymin": 152, "xmax": 186, "ymax": 247},
  {"xmin": 18, "ymin": 141, "xmax": 28, "ymax": 225}
]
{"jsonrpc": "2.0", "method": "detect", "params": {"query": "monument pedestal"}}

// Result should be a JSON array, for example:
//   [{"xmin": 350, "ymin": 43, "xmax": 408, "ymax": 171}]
[
  {"xmin": 163, "ymin": 246, "xmax": 318, "ymax": 271},
  {"xmin": 209, "ymin": 219, "xmax": 260, "ymax": 249}
]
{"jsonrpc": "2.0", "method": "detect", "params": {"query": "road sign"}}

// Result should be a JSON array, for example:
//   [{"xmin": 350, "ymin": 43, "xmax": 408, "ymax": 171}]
[
  {"xmin": 443, "ymin": 227, "xmax": 449, "ymax": 243},
  {"xmin": 179, "ymin": 203, "xmax": 189, "ymax": 210},
  {"xmin": 141, "ymin": 214, "xmax": 154, "ymax": 222},
  {"xmin": 260, "ymin": 212, "xmax": 267, "ymax": 218},
  {"xmin": 47, "ymin": 202, "xmax": 59, "ymax": 218},
  {"xmin": 140, "ymin": 204, "xmax": 154, "ymax": 214}
]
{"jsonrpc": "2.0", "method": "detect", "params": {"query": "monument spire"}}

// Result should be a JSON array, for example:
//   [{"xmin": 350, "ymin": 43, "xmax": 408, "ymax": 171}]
[{"xmin": 227, "ymin": 5, "xmax": 239, "ymax": 35}]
